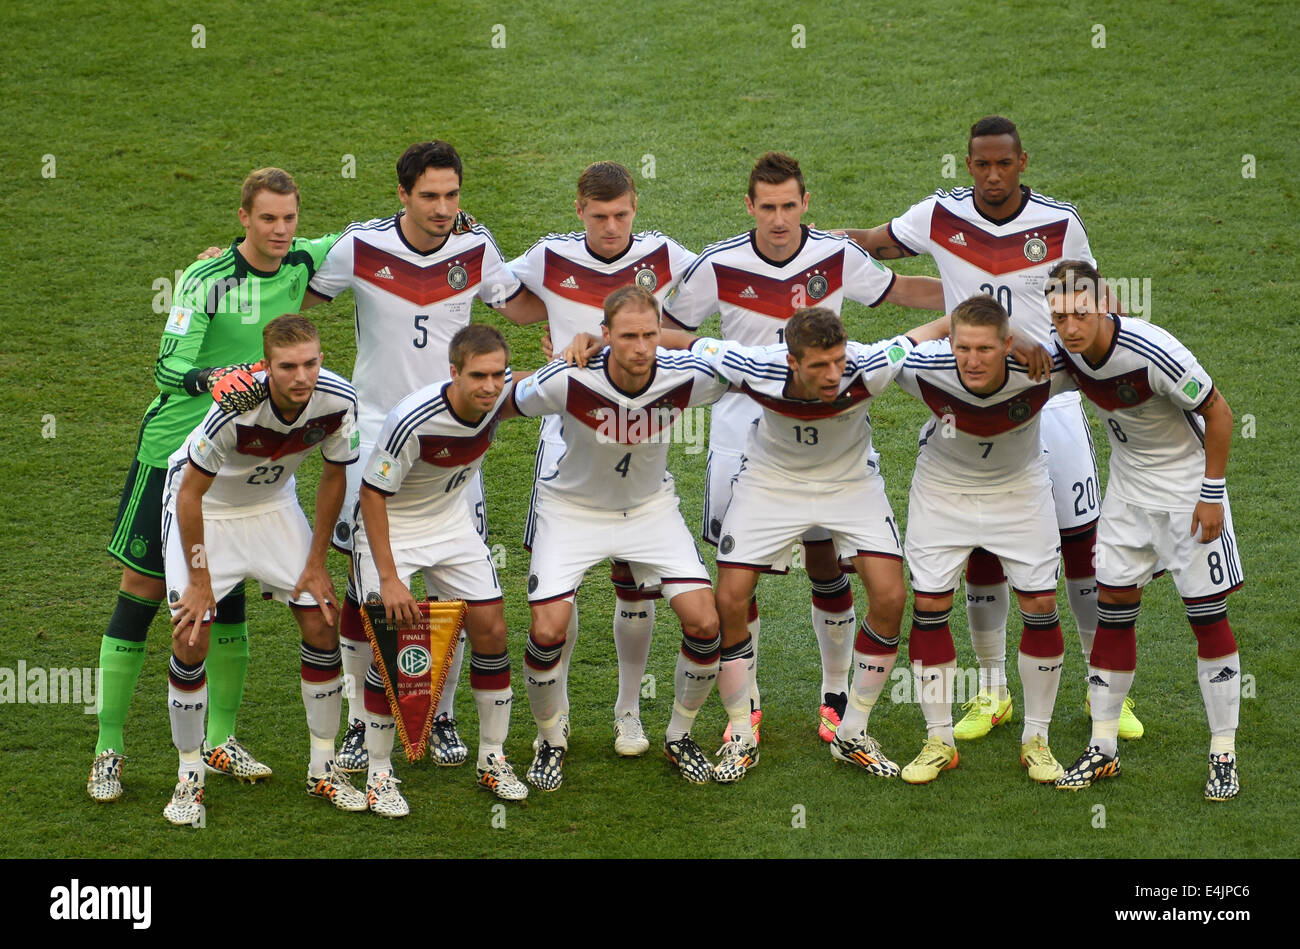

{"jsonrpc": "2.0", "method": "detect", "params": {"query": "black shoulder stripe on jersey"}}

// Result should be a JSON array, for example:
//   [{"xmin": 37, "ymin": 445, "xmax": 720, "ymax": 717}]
[
  {"xmin": 178, "ymin": 258, "xmax": 240, "ymax": 304},
  {"xmin": 1116, "ymin": 332, "xmax": 1185, "ymax": 383},
  {"xmin": 531, "ymin": 358, "xmax": 574, "ymax": 386},
  {"xmin": 385, "ymin": 399, "xmax": 449, "ymax": 455},
  {"xmin": 680, "ymin": 232, "xmax": 751, "ymax": 282},
  {"xmin": 469, "ymin": 224, "xmax": 507, "ymax": 261},
  {"xmin": 1026, "ymin": 193, "xmax": 1088, "ymax": 233},
  {"xmin": 339, "ymin": 216, "xmax": 396, "ymax": 240},
  {"xmin": 313, "ymin": 378, "xmax": 358, "ymax": 407},
  {"xmin": 720, "ymin": 351, "xmax": 786, "ymax": 381}
]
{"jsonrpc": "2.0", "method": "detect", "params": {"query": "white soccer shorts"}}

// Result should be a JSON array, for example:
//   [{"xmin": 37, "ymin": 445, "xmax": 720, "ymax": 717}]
[
  {"xmin": 1095, "ymin": 492, "xmax": 1244, "ymax": 599},
  {"xmin": 702, "ymin": 447, "xmax": 833, "ymax": 547},
  {"xmin": 162, "ymin": 502, "xmax": 318, "ymax": 615},
  {"xmin": 526, "ymin": 490, "xmax": 709, "ymax": 604},
  {"xmin": 1042, "ymin": 393, "xmax": 1101, "ymax": 532},
  {"xmin": 352, "ymin": 511, "xmax": 503, "ymax": 605},
  {"xmin": 716, "ymin": 469, "xmax": 902, "ymax": 573},
  {"xmin": 905, "ymin": 478, "xmax": 1060, "ymax": 596}
]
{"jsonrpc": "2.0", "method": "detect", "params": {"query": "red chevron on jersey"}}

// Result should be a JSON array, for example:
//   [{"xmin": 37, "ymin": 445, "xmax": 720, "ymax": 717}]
[
  {"xmin": 352, "ymin": 241, "xmax": 486, "ymax": 306},
  {"xmin": 917, "ymin": 377, "xmax": 1051, "ymax": 437},
  {"xmin": 235, "ymin": 410, "xmax": 348, "ymax": 460},
  {"xmin": 1063, "ymin": 363, "xmax": 1155, "ymax": 412},
  {"xmin": 417, "ymin": 417, "xmax": 500, "ymax": 468},
  {"xmin": 739, "ymin": 376, "xmax": 871, "ymax": 421},
  {"xmin": 563, "ymin": 376, "xmax": 693, "ymax": 443},
  {"xmin": 714, "ymin": 250, "xmax": 845, "ymax": 320},
  {"xmin": 542, "ymin": 244, "xmax": 673, "ymax": 308},
  {"xmin": 930, "ymin": 205, "xmax": 1068, "ymax": 277}
]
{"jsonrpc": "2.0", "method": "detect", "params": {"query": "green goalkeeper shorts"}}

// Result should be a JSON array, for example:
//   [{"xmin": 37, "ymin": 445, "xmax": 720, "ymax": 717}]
[{"xmin": 107, "ymin": 458, "xmax": 167, "ymax": 578}]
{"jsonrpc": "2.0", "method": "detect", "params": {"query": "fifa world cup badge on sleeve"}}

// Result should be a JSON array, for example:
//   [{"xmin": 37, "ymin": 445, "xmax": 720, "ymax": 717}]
[
  {"xmin": 165, "ymin": 305, "xmax": 193, "ymax": 336},
  {"xmin": 361, "ymin": 600, "xmax": 465, "ymax": 761}
]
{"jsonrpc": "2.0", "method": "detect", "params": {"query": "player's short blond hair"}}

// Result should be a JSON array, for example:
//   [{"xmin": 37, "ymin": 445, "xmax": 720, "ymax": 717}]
[
  {"xmin": 449, "ymin": 324, "xmax": 510, "ymax": 371},
  {"xmin": 241, "ymin": 167, "xmax": 299, "ymax": 212},
  {"xmin": 602, "ymin": 284, "xmax": 659, "ymax": 328},
  {"xmin": 577, "ymin": 162, "xmax": 636, "ymax": 205},
  {"xmin": 784, "ymin": 307, "xmax": 846, "ymax": 358},
  {"xmin": 951, "ymin": 294, "xmax": 1010, "ymax": 339},
  {"xmin": 262, "ymin": 314, "xmax": 319, "ymax": 358}
]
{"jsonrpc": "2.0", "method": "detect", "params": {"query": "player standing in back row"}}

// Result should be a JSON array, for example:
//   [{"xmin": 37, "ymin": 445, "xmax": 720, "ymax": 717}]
[
  {"xmin": 665, "ymin": 152, "xmax": 944, "ymax": 745},
  {"xmin": 510, "ymin": 161, "xmax": 698, "ymax": 758},
  {"xmin": 842, "ymin": 117, "xmax": 1139, "ymax": 742}
]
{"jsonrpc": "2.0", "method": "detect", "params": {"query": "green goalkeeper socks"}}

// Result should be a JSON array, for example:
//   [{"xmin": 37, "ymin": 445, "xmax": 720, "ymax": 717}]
[
  {"xmin": 95, "ymin": 592, "xmax": 159, "ymax": 754},
  {"xmin": 205, "ymin": 621, "xmax": 249, "ymax": 746}
]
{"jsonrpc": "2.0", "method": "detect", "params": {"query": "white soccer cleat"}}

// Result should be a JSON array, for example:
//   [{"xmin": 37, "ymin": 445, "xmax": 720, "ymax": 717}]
[
  {"xmin": 307, "ymin": 761, "xmax": 369, "ymax": 812},
  {"xmin": 477, "ymin": 754, "xmax": 529, "ymax": 801},
  {"xmin": 613, "ymin": 713, "xmax": 650, "ymax": 757},
  {"xmin": 713, "ymin": 737, "xmax": 759, "ymax": 784},
  {"xmin": 87, "ymin": 749, "xmax": 124, "ymax": 802},
  {"xmin": 365, "ymin": 771, "xmax": 409, "ymax": 818},
  {"xmin": 203, "ymin": 736, "xmax": 273, "ymax": 783},
  {"xmin": 163, "ymin": 772, "xmax": 205, "ymax": 826}
]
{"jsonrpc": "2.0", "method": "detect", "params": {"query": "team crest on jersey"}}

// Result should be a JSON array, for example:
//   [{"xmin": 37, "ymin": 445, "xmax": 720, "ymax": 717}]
[
  {"xmin": 131, "ymin": 537, "xmax": 149, "ymax": 560},
  {"xmin": 720, "ymin": 534, "xmax": 735, "ymax": 555},
  {"xmin": 335, "ymin": 522, "xmax": 351, "ymax": 542},
  {"xmin": 1116, "ymin": 383, "xmax": 1140, "ymax": 405},
  {"xmin": 527, "ymin": 574, "xmax": 539, "ymax": 594},
  {"xmin": 168, "ymin": 589, "xmax": 180, "ymax": 604},
  {"xmin": 1023, "ymin": 237, "xmax": 1048, "ymax": 263},
  {"xmin": 303, "ymin": 428, "xmax": 326, "ymax": 446},
  {"xmin": 447, "ymin": 265, "xmax": 469, "ymax": 291},
  {"xmin": 806, "ymin": 273, "xmax": 829, "ymax": 300},
  {"xmin": 1007, "ymin": 401, "xmax": 1032, "ymax": 423},
  {"xmin": 635, "ymin": 267, "xmax": 658, "ymax": 291},
  {"xmin": 365, "ymin": 591, "xmax": 381, "ymax": 603}
]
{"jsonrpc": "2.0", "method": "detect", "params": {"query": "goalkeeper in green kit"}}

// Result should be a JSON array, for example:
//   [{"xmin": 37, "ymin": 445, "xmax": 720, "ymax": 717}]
[{"xmin": 89, "ymin": 168, "xmax": 337, "ymax": 802}]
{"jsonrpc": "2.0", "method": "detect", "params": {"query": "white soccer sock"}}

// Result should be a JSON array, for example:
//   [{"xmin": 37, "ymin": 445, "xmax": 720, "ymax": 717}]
[
  {"xmin": 746, "ymin": 602, "xmax": 762, "ymax": 709},
  {"xmin": 474, "ymin": 686, "xmax": 513, "ymax": 767},
  {"xmin": 811, "ymin": 605, "xmax": 855, "ymax": 699},
  {"xmin": 168, "ymin": 656, "xmax": 207, "ymax": 765},
  {"xmin": 917, "ymin": 660, "xmax": 957, "ymax": 746},
  {"xmin": 1198, "ymin": 653, "xmax": 1241, "ymax": 749},
  {"xmin": 839, "ymin": 638, "xmax": 898, "ymax": 736},
  {"xmin": 434, "ymin": 631, "xmax": 466, "ymax": 720},
  {"xmin": 970, "ymin": 624, "xmax": 1010, "ymax": 700},
  {"xmin": 719, "ymin": 638, "xmax": 756, "ymax": 744},
  {"xmin": 966, "ymin": 580, "xmax": 1009, "ymax": 643},
  {"xmin": 364, "ymin": 708, "xmax": 396, "ymax": 784},
  {"xmin": 1087, "ymin": 665, "xmax": 1133, "ymax": 758},
  {"xmin": 1066, "ymin": 578, "xmax": 1098, "ymax": 664},
  {"xmin": 524, "ymin": 635, "xmax": 567, "ymax": 746},
  {"xmin": 1018, "ymin": 649, "xmax": 1064, "ymax": 746},
  {"xmin": 667, "ymin": 648, "xmax": 718, "ymax": 741},
  {"xmin": 613, "ymin": 594, "xmax": 655, "ymax": 718},
  {"xmin": 338, "ymin": 589, "xmax": 370, "ymax": 724},
  {"xmin": 301, "ymin": 673, "xmax": 343, "ymax": 775}
]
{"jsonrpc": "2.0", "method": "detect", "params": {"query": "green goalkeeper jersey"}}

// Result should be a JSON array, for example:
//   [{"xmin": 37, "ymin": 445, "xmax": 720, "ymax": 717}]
[{"xmin": 134, "ymin": 234, "xmax": 338, "ymax": 468}]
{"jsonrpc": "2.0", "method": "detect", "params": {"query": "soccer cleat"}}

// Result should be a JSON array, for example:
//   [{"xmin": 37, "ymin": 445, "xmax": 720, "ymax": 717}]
[
  {"xmin": 613, "ymin": 713, "xmax": 650, "ymax": 757},
  {"xmin": 365, "ymin": 772, "xmax": 409, "ymax": 818},
  {"xmin": 532, "ymin": 714, "xmax": 571, "ymax": 752},
  {"xmin": 721, "ymin": 708, "xmax": 763, "ymax": 745},
  {"xmin": 1020, "ymin": 734, "xmax": 1064, "ymax": 783},
  {"xmin": 336, "ymin": 718, "xmax": 368, "ymax": 773},
  {"xmin": 830, "ymin": 729, "xmax": 901, "ymax": 778},
  {"xmin": 203, "ymin": 736, "xmax": 273, "ymax": 783},
  {"xmin": 163, "ymin": 772, "xmax": 205, "ymax": 826},
  {"xmin": 1055, "ymin": 746, "xmax": 1121, "ymax": 790},
  {"xmin": 713, "ymin": 738, "xmax": 759, "ymax": 784},
  {"xmin": 526, "ymin": 740, "xmax": 567, "ymax": 791},
  {"xmin": 818, "ymin": 692, "xmax": 847, "ymax": 743},
  {"xmin": 664, "ymin": 736, "xmax": 714, "ymax": 784},
  {"xmin": 1205, "ymin": 752, "xmax": 1240, "ymax": 801},
  {"xmin": 901, "ymin": 736, "xmax": 959, "ymax": 785},
  {"xmin": 307, "ymin": 762, "xmax": 368, "ymax": 812},
  {"xmin": 1087, "ymin": 695, "xmax": 1144, "ymax": 740},
  {"xmin": 87, "ymin": 749, "xmax": 124, "ymax": 802},
  {"xmin": 953, "ymin": 690, "xmax": 1013, "ymax": 740},
  {"xmin": 428, "ymin": 714, "xmax": 468, "ymax": 766},
  {"xmin": 477, "ymin": 753, "xmax": 529, "ymax": 801}
]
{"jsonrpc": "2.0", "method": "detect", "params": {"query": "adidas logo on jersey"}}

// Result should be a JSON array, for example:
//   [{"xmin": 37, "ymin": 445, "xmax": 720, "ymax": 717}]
[
  {"xmin": 739, "ymin": 286, "xmax": 759, "ymax": 299},
  {"xmin": 435, "ymin": 447, "xmax": 451, "ymax": 458},
  {"xmin": 373, "ymin": 266, "xmax": 395, "ymax": 280},
  {"xmin": 560, "ymin": 276, "xmax": 579, "ymax": 289},
  {"xmin": 948, "ymin": 232, "xmax": 967, "ymax": 246}
]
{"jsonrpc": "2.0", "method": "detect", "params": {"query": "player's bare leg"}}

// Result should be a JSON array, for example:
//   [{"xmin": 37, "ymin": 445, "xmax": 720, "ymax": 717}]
[
  {"xmin": 1014, "ymin": 590, "xmax": 1066, "ymax": 783},
  {"xmin": 805, "ymin": 539, "xmax": 855, "ymax": 741},
  {"xmin": 294, "ymin": 604, "xmax": 366, "ymax": 812},
  {"xmin": 832, "ymin": 554, "xmax": 904, "ymax": 778},
  {"xmin": 524, "ymin": 598, "xmax": 575, "ymax": 790},
  {"xmin": 662, "ymin": 585, "xmax": 723, "ymax": 784},
  {"xmin": 452, "ymin": 601, "xmax": 525, "ymax": 800}
]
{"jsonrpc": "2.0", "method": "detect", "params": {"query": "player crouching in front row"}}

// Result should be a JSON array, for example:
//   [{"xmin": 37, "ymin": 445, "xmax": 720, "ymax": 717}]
[
  {"xmin": 161, "ymin": 315, "xmax": 364, "ymax": 825},
  {"xmin": 1047, "ymin": 261, "xmax": 1244, "ymax": 800}
]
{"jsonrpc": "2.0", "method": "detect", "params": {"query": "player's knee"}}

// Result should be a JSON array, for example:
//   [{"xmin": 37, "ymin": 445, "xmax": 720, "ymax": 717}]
[
  {"xmin": 528, "ymin": 619, "xmax": 567, "ymax": 647},
  {"xmin": 469, "ymin": 612, "xmax": 508, "ymax": 653},
  {"xmin": 1018, "ymin": 593, "xmax": 1058, "ymax": 615},
  {"xmin": 122, "ymin": 567, "xmax": 166, "ymax": 601}
]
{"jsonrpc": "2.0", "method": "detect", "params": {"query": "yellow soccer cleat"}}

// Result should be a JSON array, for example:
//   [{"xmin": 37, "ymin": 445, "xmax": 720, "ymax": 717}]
[
  {"xmin": 953, "ymin": 690, "xmax": 1013, "ymax": 740},
  {"xmin": 1086, "ymin": 695, "xmax": 1144, "ymax": 740},
  {"xmin": 901, "ymin": 736, "xmax": 959, "ymax": 785},
  {"xmin": 1020, "ymin": 734, "xmax": 1064, "ymax": 783}
]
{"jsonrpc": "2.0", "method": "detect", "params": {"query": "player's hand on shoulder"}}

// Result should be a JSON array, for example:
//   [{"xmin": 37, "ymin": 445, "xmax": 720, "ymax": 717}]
[
  {"xmin": 1190, "ymin": 501, "xmax": 1224, "ymax": 544},
  {"xmin": 206, "ymin": 361, "xmax": 269, "ymax": 413},
  {"xmin": 197, "ymin": 245, "xmax": 223, "ymax": 260},
  {"xmin": 452, "ymin": 210, "xmax": 476, "ymax": 235},
  {"xmin": 562, "ymin": 332, "xmax": 601, "ymax": 367},
  {"xmin": 1010, "ymin": 335, "xmax": 1052, "ymax": 381}
]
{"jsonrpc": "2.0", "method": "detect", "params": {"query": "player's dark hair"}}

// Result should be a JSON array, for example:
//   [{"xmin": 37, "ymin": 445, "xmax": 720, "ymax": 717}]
[
  {"xmin": 950, "ymin": 294, "xmax": 1010, "ymax": 339},
  {"xmin": 784, "ymin": 307, "xmax": 846, "ymax": 358},
  {"xmin": 602, "ymin": 284, "xmax": 660, "ymax": 329},
  {"xmin": 577, "ymin": 161, "xmax": 636, "ymax": 205},
  {"xmin": 263, "ymin": 314, "xmax": 320, "ymax": 358},
  {"xmin": 397, "ymin": 141, "xmax": 463, "ymax": 192},
  {"xmin": 1044, "ymin": 259, "xmax": 1105, "ymax": 306},
  {"xmin": 748, "ymin": 152, "xmax": 805, "ymax": 199},
  {"xmin": 968, "ymin": 115, "xmax": 1022, "ymax": 154},
  {"xmin": 449, "ymin": 324, "xmax": 510, "ymax": 371},
  {"xmin": 241, "ymin": 167, "xmax": 299, "ymax": 212}
]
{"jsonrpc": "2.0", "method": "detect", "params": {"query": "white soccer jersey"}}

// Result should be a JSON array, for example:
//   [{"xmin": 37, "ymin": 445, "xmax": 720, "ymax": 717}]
[
  {"xmin": 360, "ymin": 373, "xmax": 513, "ymax": 538},
  {"xmin": 1054, "ymin": 315, "xmax": 1216, "ymax": 511},
  {"xmin": 889, "ymin": 187, "xmax": 1095, "ymax": 348},
  {"xmin": 307, "ymin": 213, "xmax": 522, "ymax": 434},
  {"xmin": 895, "ymin": 340, "xmax": 1072, "ymax": 493},
  {"xmin": 665, "ymin": 226, "xmax": 898, "ymax": 453},
  {"xmin": 509, "ymin": 230, "xmax": 696, "ymax": 352},
  {"xmin": 166, "ymin": 369, "xmax": 359, "ymax": 516},
  {"xmin": 511, "ymin": 351, "xmax": 727, "ymax": 511},
  {"xmin": 689, "ymin": 335, "xmax": 913, "ymax": 484}
]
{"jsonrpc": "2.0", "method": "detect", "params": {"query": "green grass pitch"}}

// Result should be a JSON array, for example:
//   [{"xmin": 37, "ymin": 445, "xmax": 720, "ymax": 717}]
[{"xmin": 1, "ymin": 0, "xmax": 1297, "ymax": 862}]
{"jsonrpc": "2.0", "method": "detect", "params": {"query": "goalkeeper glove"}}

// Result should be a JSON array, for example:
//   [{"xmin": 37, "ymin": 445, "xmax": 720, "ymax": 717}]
[
  {"xmin": 195, "ymin": 361, "xmax": 268, "ymax": 414},
  {"xmin": 452, "ymin": 209, "xmax": 477, "ymax": 234}
]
